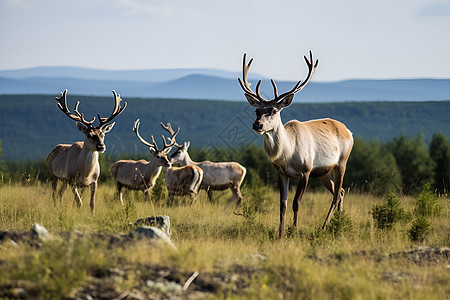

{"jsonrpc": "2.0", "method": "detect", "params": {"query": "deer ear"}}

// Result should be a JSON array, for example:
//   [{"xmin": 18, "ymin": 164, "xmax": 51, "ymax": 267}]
[
  {"xmin": 76, "ymin": 122, "xmax": 89, "ymax": 134},
  {"xmin": 245, "ymin": 94, "xmax": 261, "ymax": 107},
  {"xmin": 277, "ymin": 94, "xmax": 295, "ymax": 109},
  {"xmin": 184, "ymin": 141, "xmax": 190, "ymax": 150},
  {"xmin": 101, "ymin": 122, "xmax": 115, "ymax": 133}
]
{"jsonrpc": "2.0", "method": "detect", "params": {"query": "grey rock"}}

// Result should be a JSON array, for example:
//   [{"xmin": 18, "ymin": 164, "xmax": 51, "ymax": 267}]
[
  {"xmin": 134, "ymin": 216, "xmax": 171, "ymax": 237},
  {"xmin": 130, "ymin": 226, "xmax": 176, "ymax": 250},
  {"xmin": 31, "ymin": 223, "xmax": 52, "ymax": 242}
]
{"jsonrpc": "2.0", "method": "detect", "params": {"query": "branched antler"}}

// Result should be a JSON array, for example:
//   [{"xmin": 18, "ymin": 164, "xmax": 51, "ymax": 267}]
[
  {"xmin": 133, "ymin": 120, "xmax": 180, "ymax": 153},
  {"xmin": 133, "ymin": 119, "xmax": 155, "ymax": 149},
  {"xmin": 274, "ymin": 51, "xmax": 319, "ymax": 102},
  {"xmin": 97, "ymin": 90, "xmax": 127, "ymax": 128},
  {"xmin": 238, "ymin": 51, "xmax": 319, "ymax": 104},
  {"xmin": 237, "ymin": 54, "xmax": 266, "ymax": 103},
  {"xmin": 160, "ymin": 122, "xmax": 181, "ymax": 148},
  {"xmin": 55, "ymin": 90, "xmax": 95, "ymax": 126}
]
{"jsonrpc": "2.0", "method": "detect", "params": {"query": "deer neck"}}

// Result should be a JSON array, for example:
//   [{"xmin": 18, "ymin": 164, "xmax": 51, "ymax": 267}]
[
  {"xmin": 147, "ymin": 159, "xmax": 163, "ymax": 179},
  {"xmin": 181, "ymin": 151, "xmax": 196, "ymax": 166},
  {"xmin": 263, "ymin": 117, "xmax": 293, "ymax": 162},
  {"xmin": 79, "ymin": 145, "xmax": 100, "ymax": 179}
]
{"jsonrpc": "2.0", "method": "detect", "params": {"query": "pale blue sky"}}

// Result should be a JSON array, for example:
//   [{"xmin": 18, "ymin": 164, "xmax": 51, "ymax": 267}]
[{"xmin": 1, "ymin": 0, "xmax": 449, "ymax": 81}]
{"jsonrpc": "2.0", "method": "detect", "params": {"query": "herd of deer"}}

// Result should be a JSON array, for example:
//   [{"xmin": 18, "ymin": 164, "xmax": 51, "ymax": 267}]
[{"xmin": 46, "ymin": 51, "xmax": 353, "ymax": 237}]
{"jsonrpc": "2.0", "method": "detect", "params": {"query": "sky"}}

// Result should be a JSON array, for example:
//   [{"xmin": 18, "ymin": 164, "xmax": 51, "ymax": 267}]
[{"xmin": 0, "ymin": 0, "xmax": 449, "ymax": 82}]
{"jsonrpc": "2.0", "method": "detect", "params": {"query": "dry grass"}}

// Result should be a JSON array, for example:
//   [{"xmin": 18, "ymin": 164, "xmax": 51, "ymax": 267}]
[{"xmin": 0, "ymin": 182, "xmax": 449, "ymax": 299}]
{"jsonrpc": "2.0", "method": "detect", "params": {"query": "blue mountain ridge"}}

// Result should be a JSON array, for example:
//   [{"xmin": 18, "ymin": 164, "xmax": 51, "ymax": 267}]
[{"xmin": 0, "ymin": 67, "xmax": 449, "ymax": 102}]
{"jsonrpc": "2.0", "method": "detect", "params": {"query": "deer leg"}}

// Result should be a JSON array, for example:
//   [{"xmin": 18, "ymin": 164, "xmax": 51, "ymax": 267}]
[
  {"xmin": 322, "ymin": 166, "xmax": 345, "ymax": 229},
  {"xmin": 116, "ymin": 182, "xmax": 124, "ymax": 205},
  {"xmin": 50, "ymin": 175, "xmax": 58, "ymax": 204},
  {"xmin": 207, "ymin": 187, "xmax": 213, "ymax": 203},
  {"xmin": 90, "ymin": 182, "xmax": 96, "ymax": 214},
  {"xmin": 57, "ymin": 181, "xmax": 68, "ymax": 202},
  {"xmin": 293, "ymin": 172, "xmax": 309, "ymax": 228},
  {"xmin": 320, "ymin": 172, "xmax": 345, "ymax": 212},
  {"xmin": 226, "ymin": 184, "xmax": 242, "ymax": 211},
  {"xmin": 72, "ymin": 186, "xmax": 82, "ymax": 208},
  {"xmin": 278, "ymin": 174, "xmax": 289, "ymax": 238},
  {"xmin": 144, "ymin": 189, "xmax": 151, "ymax": 202},
  {"xmin": 167, "ymin": 192, "xmax": 174, "ymax": 206},
  {"xmin": 320, "ymin": 173, "xmax": 335, "ymax": 195}
]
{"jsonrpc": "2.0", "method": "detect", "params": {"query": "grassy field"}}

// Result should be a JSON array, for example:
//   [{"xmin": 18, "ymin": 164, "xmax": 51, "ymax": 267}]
[{"xmin": 0, "ymin": 182, "xmax": 449, "ymax": 299}]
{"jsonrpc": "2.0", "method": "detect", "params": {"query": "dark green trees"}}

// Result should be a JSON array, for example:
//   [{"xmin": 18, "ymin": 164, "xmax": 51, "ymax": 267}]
[
  {"xmin": 429, "ymin": 132, "xmax": 450, "ymax": 194},
  {"xmin": 388, "ymin": 133, "xmax": 435, "ymax": 194}
]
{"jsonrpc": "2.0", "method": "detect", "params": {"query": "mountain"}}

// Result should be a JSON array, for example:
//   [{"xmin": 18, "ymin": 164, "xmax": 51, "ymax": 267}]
[{"xmin": 0, "ymin": 66, "xmax": 449, "ymax": 102}]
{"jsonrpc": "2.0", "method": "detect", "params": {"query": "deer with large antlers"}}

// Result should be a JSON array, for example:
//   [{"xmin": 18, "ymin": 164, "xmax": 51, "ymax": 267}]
[
  {"xmin": 47, "ymin": 90, "xmax": 127, "ymax": 213},
  {"xmin": 238, "ymin": 51, "xmax": 353, "ymax": 237},
  {"xmin": 111, "ymin": 120, "xmax": 203, "ymax": 204},
  {"xmin": 169, "ymin": 141, "xmax": 247, "ymax": 209}
]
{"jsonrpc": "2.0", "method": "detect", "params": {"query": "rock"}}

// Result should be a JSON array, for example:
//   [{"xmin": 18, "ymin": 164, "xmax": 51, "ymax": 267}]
[
  {"xmin": 146, "ymin": 280, "xmax": 182, "ymax": 293},
  {"xmin": 134, "ymin": 216, "xmax": 171, "ymax": 238},
  {"xmin": 390, "ymin": 246, "xmax": 450, "ymax": 264},
  {"xmin": 130, "ymin": 226, "xmax": 176, "ymax": 250},
  {"xmin": 31, "ymin": 223, "xmax": 52, "ymax": 242}
]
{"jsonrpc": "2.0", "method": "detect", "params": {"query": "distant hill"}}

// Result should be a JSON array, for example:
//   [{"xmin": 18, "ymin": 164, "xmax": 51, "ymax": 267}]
[
  {"xmin": 0, "ymin": 94, "xmax": 449, "ymax": 161},
  {"xmin": 0, "ymin": 66, "xmax": 449, "ymax": 102}
]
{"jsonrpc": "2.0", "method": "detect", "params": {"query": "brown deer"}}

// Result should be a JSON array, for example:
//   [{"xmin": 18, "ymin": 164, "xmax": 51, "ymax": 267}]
[
  {"xmin": 47, "ymin": 90, "xmax": 127, "ymax": 213},
  {"xmin": 169, "ymin": 141, "xmax": 246, "ymax": 209},
  {"xmin": 111, "ymin": 120, "xmax": 203, "ymax": 205},
  {"xmin": 238, "ymin": 51, "xmax": 353, "ymax": 237}
]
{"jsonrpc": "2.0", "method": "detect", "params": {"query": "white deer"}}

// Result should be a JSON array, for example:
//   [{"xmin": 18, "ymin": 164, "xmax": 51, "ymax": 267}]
[
  {"xmin": 169, "ymin": 141, "xmax": 246, "ymax": 209},
  {"xmin": 111, "ymin": 120, "xmax": 203, "ymax": 205},
  {"xmin": 238, "ymin": 51, "xmax": 353, "ymax": 237},
  {"xmin": 47, "ymin": 90, "xmax": 127, "ymax": 213}
]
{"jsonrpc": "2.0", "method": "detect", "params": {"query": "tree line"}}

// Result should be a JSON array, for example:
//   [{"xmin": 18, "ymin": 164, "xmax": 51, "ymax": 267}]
[{"xmin": 1, "ymin": 132, "xmax": 449, "ymax": 196}]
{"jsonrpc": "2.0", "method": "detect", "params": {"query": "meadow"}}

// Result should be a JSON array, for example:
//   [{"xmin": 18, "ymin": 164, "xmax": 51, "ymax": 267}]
[{"xmin": 0, "ymin": 180, "xmax": 448, "ymax": 299}]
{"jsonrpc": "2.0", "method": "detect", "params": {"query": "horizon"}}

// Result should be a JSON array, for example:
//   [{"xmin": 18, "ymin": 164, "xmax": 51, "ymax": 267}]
[{"xmin": 1, "ymin": 65, "xmax": 449, "ymax": 83}]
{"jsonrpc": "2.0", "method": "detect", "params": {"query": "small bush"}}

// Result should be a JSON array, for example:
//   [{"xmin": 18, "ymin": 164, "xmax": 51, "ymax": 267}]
[
  {"xmin": 327, "ymin": 210, "xmax": 353, "ymax": 237},
  {"xmin": 414, "ymin": 183, "xmax": 442, "ymax": 217},
  {"xmin": 371, "ymin": 191, "xmax": 405, "ymax": 230},
  {"xmin": 408, "ymin": 216, "xmax": 431, "ymax": 242}
]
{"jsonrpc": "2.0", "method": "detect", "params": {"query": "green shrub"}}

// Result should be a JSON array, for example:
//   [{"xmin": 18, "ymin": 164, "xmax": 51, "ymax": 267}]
[
  {"xmin": 327, "ymin": 210, "xmax": 353, "ymax": 237},
  {"xmin": 371, "ymin": 191, "xmax": 405, "ymax": 230},
  {"xmin": 414, "ymin": 183, "xmax": 442, "ymax": 217},
  {"xmin": 408, "ymin": 216, "xmax": 431, "ymax": 242}
]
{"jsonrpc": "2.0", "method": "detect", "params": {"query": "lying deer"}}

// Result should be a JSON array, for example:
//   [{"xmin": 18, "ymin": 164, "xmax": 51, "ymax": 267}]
[
  {"xmin": 169, "ymin": 141, "xmax": 246, "ymax": 209},
  {"xmin": 238, "ymin": 51, "xmax": 353, "ymax": 237},
  {"xmin": 111, "ymin": 120, "xmax": 203, "ymax": 205},
  {"xmin": 47, "ymin": 90, "xmax": 127, "ymax": 213}
]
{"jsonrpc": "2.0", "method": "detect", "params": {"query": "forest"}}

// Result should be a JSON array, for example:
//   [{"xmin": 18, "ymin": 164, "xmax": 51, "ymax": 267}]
[{"xmin": 0, "ymin": 94, "xmax": 449, "ymax": 161}]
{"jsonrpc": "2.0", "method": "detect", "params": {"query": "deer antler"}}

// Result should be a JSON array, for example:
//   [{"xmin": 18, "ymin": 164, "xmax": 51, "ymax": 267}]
[
  {"xmin": 237, "ymin": 53, "xmax": 267, "ymax": 103},
  {"xmin": 238, "ymin": 51, "xmax": 319, "ymax": 104},
  {"xmin": 133, "ymin": 119, "xmax": 155, "ymax": 149},
  {"xmin": 160, "ymin": 122, "xmax": 181, "ymax": 148},
  {"xmin": 97, "ymin": 90, "xmax": 127, "ymax": 128},
  {"xmin": 274, "ymin": 51, "xmax": 319, "ymax": 102},
  {"xmin": 55, "ymin": 90, "xmax": 95, "ymax": 126}
]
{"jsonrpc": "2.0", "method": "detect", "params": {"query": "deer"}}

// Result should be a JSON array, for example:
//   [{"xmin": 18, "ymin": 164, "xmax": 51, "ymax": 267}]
[
  {"xmin": 47, "ymin": 89, "xmax": 127, "ymax": 213},
  {"xmin": 169, "ymin": 141, "xmax": 246, "ymax": 209},
  {"xmin": 238, "ymin": 51, "xmax": 354, "ymax": 237},
  {"xmin": 111, "ymin": 120, "xmax": 203, "ymax": 205}
]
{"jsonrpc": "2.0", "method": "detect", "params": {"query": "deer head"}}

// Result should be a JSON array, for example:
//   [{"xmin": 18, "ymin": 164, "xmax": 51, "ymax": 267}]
[
  {"xmin": 55, "ymin": 90, "xmax": 127, "ymax": 152},
  {"xmin": 238, "ymin": 51, "xmax": 318, "ymax": 134},
  {"xmin": 169, "ymin": 141, "xmax": 190, "ymax": 164},
  {"xmin": 133, "ymin": 119, "xmax": 180, "ymax": 168}
]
